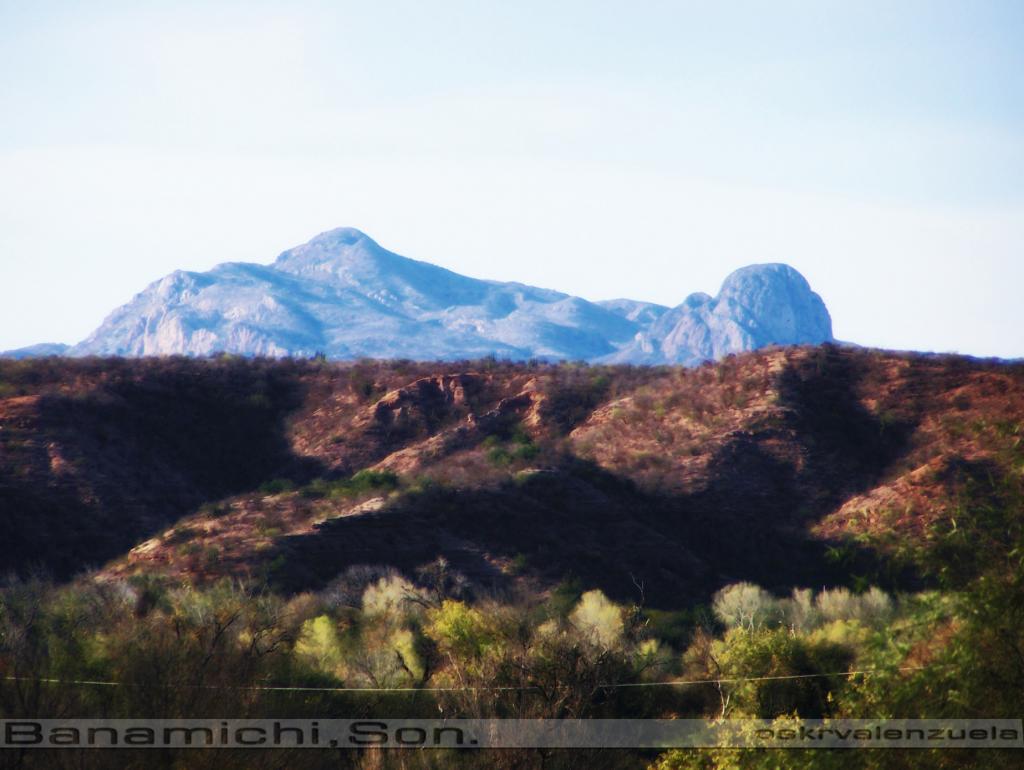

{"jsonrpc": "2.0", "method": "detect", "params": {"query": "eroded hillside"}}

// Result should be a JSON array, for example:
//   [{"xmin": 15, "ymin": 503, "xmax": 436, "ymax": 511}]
[{"xmin": 1, "ymin": 347, "xmax": 1021, "ymax": 607}]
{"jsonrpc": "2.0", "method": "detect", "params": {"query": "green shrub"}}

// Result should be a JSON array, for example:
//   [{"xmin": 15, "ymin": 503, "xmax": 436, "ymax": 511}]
[
  {"xmin": 258, "ymin": 478, "xmax": 295, "ymax": 494},
  {"xmin": 700, "ymin": 626, "xmax": 853, "ymax": 718},
  {"xmin": 426, "ymin": 600, "xmax": 495, "ymax": 661},
  {"xmin": 199, "ymin": 502, "xmax": 231, "ymax": 518},
  {"xmin": 348, "ymin": 469, "xmax": 399, "ymax": 493},
  {"xmin": 301, "ymin": 469, "xmax": 400, "ymax": 499},
  {"xmin": 485, "ymin": 429, "xmax": 540, "ymax": 466},
  {"xmin": 505, "ymin": 552, "xmax": 529, "ymax": 575}
]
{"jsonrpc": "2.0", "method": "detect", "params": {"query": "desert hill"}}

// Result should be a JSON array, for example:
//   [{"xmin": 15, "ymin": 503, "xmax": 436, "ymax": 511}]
[{"xmin": 1, "ymin": 345, "xmax": 1021, "ymax": 607}]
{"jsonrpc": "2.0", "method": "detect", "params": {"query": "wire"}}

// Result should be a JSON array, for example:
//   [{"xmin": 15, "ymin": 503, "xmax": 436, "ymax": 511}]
[{"xmin": 1, "ymin": 666, "xmax": 937, "ymax": 693}]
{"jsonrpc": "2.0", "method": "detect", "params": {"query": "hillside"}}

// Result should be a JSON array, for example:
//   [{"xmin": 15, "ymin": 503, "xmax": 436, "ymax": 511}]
[{"xmin": 2, "ymin": 345, "xmax": 1021, "ymax": 608}]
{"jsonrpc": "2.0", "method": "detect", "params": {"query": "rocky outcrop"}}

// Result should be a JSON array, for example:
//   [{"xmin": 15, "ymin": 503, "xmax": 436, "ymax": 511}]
[
  {"xmin": 371, "ymin": 374, "xmax": 483, "ymax": 438},
  {"xmin": 604, "ymin": 263, "xmax": 833, "ymax": 365}
]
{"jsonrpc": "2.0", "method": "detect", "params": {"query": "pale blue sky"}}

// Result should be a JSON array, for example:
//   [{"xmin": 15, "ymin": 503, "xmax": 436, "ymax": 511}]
[{"xmin": 1, "ymin": 0, "xmax": 1022, "ymax": 356}]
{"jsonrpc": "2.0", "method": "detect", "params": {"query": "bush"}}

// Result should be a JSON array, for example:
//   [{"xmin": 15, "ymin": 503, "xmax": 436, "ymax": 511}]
[
  {"xmin": 258, "ymin": 478, "xmax": 295, "ymax": 494},
  {"xmin": 815, "ymin": 587, "xmax": 892, "ymax": 628},
  {"xmin": 570, "ymin": 589, "xmax": 625, "ymax": 649},
  {"xmin": 294, "ymin": 614, "xmax": 344, "ymax": 677},
  {"xmin": 715, "ymin": 583, "xmax": 896, "ymax": 634},
  {"xmin": 426, "ymin": 600, "xmax": 495, "ymax": 661},
  {"xmin": 301, "ymin": 469, "xmax": 400, "ymax": 499},
  {"xmin": 712, "ymin": 583, "xmax": 781, "ymax": 631},
  {"xmin": 703, "ymin": 627, "xmax": 853, "ymax": 718},
  {"xmin": 484, "ymin": 429, "xmax": 540, "ymax": 467},
  {"xmin": 361, "ymin": 575, "xmax": 427, "ymax": 619}
]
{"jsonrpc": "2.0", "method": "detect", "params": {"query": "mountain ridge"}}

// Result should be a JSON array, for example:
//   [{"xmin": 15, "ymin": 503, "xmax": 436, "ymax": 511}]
[{"xmin": 5, "ymin": 227, "xmax": 834, "ymax": 363}]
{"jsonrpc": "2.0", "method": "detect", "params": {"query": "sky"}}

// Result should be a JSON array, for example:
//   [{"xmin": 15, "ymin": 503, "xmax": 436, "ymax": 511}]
[{"xmin": 1, "ymin": 0, "xmax": 1022, "ymax": 357}]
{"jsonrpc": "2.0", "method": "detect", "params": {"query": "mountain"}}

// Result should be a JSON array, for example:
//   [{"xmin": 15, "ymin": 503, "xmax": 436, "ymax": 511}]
[
  {"xmin": 47, "ymin": 227, "xmax": 832, "ymax": 363},
  {"xmin": 605, "ymin": 264, "xmax": 834, "ymax": 365},
  {"xmin": 0, "ymin": 342, "xmax": 70, "ymax": 359}
]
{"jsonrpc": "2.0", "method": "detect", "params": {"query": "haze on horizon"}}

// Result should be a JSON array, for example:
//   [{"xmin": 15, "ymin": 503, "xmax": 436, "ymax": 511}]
[{"xmin": 1, "ymin": 0, "xmax": 1022, "ymax": 358}]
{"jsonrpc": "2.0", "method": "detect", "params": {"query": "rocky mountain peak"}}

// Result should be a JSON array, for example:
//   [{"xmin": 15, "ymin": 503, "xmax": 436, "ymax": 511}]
[
  {"xmin": 4, "ymin": 228, "xmax": 836, "ymax": 364},
  {"xmin": 272, "ymin": 227, "xmax": 389, "ymax": 281},
  {"xmin": 716, "ymin": 262, "xmax": 833, "ymax": 346}
]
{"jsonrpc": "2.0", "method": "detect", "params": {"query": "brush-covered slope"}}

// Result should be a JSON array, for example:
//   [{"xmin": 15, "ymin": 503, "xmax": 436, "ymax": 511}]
[{"xmin": 2, "ymin": 346, "xmax": 1021, "ymax": 607}]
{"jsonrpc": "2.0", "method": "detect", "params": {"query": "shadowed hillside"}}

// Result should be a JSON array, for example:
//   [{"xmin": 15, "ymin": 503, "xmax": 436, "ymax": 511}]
[{"xmin": 1, "ymin": 347, "xmax": 1022, "ymax": 607}]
